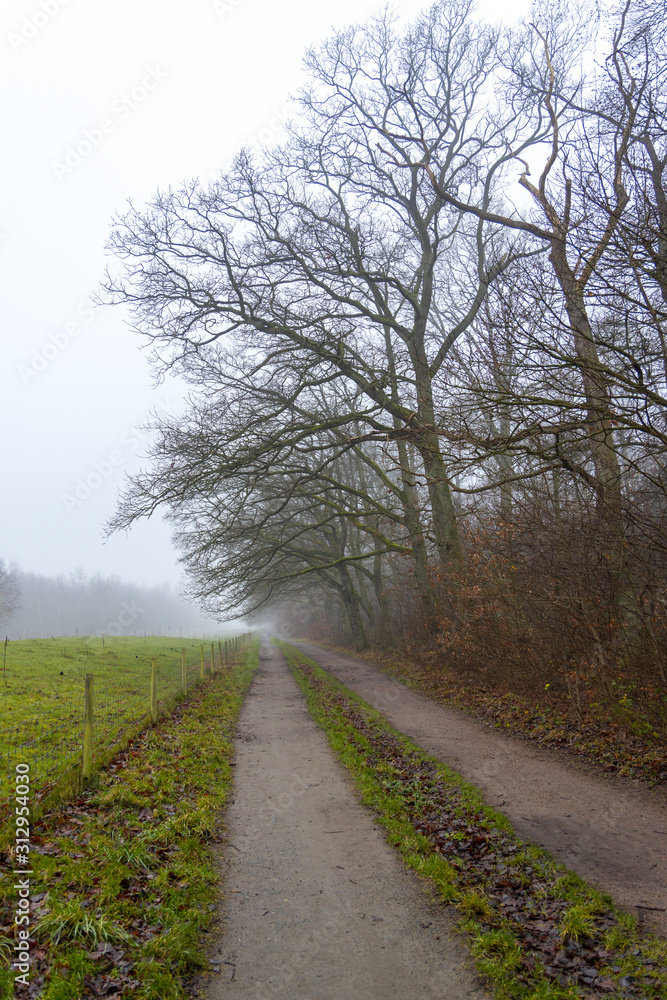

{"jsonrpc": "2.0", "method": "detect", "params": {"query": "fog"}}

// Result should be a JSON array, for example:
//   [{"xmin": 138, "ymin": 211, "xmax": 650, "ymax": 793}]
[
  {"xmin": 3, "ymin": 567, "xmax": 228, "ymax": 639},
  {"xmin": 0, "ymin": 0, "xmax": 529, "ymax": 623}
]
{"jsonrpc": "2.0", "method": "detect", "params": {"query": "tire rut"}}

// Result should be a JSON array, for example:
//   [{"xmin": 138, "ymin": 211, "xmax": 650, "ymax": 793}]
[
  {"xmin": 291, "ymin": 640, "xmax": 667, "ymax": 938},
  {"xmin": 204, "ymin": 641, "xmax": 488, "ymax": 999}
]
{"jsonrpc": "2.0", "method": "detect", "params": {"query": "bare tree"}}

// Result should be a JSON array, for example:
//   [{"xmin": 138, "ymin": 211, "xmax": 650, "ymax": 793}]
[
  {"xmin": 101, "ymin": 0, "xmax": 667, "ymax": 695},
  {"xmin": 414, "ymin": 1, "xmax": 658, "ymax": 528},
  {"xmin": 104, "ymin": 0, "xmax": 531, "ymax": 580},
  {"xmin": 108, "ymin": 362, "xmax": 423, "ymax": 648},
  {"xmin": 0, "ymin": 560, "xmax": 20, "ymax": 628}
]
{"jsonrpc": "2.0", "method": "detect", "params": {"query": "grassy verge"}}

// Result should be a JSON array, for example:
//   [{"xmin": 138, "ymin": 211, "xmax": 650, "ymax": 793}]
[
  {"xmin": 0, "ymin": 639, "xmax": 259, "ymax": 1000},
  {"xmin": 276, "ymin": 640, "xmax": 667, "ymax": 1000}
]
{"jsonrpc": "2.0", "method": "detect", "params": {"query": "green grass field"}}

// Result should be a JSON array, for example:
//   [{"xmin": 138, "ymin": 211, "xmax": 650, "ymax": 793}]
[
  {"xmin": 0, "ymin": 636, "xmax": 238, "ymax": 818},
  {"xmin": 0, "ymin": 639, "xmax": 260, "ymax": 1000}
]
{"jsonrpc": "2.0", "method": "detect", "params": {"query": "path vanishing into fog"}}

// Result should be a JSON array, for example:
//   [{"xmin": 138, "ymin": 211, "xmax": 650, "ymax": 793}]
[
  {"xmin": 205, "ymin": 642, "xmax": 486, "ymax": 1000},
  {"xmin": 291, "ymin": 640, "xmax": 667, "ymax": 937}
]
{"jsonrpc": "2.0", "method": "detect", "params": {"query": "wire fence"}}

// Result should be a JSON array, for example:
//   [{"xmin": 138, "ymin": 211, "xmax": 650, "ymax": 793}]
[{"xmin": 0, "ymin": 635, "xmax": 250, "ymax": 831}]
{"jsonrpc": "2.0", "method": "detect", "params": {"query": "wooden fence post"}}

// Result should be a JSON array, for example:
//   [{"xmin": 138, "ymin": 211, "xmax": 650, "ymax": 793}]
[
  {"xmin": 218, "ymin": 641, "xmax": 222, "ymax": 669},
  {"xmin": 82, "ymin": 673, "xmax": 94, "ymax": 782},
  {"xmin": 181, "ymin": 648, "xmax": 187, "ymax": 695},
  {"xmin": 224, "ymin": 639, "xmax": 228, "ymax": 663},
  {"xmin": 150, "ymin": 659, "xmax": 158, "ymax": 723},
  {"xmin": 210, "ymin": 643, "xmax": 215, "ymax": 676},
  {"xmin": 200, "ymin": 645, "xmax": 204, "ymax": 680}
]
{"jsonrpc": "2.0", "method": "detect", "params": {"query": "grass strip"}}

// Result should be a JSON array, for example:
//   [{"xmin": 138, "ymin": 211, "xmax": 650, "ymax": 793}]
[
  {"xmin": 0, "ymin": 639, "xmax": 260, "ymax": 1000},
  {"xmin": 276, "ymin": 639, "xmax": 667, "ymax": 1000}
]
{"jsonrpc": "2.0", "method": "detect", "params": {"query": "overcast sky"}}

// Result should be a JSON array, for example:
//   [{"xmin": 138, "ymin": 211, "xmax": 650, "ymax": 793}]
[{"xmin": 0, "ymin": 0, "xmax": 530, "ymax": 596}]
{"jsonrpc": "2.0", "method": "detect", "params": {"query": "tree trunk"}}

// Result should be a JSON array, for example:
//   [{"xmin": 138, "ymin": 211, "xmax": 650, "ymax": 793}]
[
  {"xmin": 381, "ymin": 327, "xmax": 439, "ymax": 610},
  {"xmin": 412, "ymin": 351, "xmax": 461, "ymax": 569},
  {"xmin": 338, "ymin": 563, "xmax": 369, "ymax": 651},
  {"xmin": 416, "ymin": 431, "xmax": 461, "ymax": 568},
  {"xmin": 394, "ymin": 436, "xmax": 437, "ymax": 611},
  {"xmin": 550, "ymin": 244, "xmax": 623, "ymax": 530},
  {"xmin": 371, "ymin": 545, "xmax": 387, "ymax": 615}
]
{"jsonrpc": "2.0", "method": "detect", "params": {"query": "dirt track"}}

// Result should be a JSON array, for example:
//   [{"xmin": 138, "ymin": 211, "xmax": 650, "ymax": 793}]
[
  {"xmin": 205, "ymin": 642, "xmax": 486, "ymax": 999},
  {"xmin": 292, "ymin": 640, "xmax": 667, "ymax": 937}
]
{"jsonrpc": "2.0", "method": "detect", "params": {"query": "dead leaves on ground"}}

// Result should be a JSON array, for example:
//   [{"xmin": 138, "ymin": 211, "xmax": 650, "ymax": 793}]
[
  {"xmin": 296, "ymin": 659, "xmax": 667, "ymax": 999},
  {"xmin": 377, "ymin": 654, "xmax": 666, "ymax": 785}
]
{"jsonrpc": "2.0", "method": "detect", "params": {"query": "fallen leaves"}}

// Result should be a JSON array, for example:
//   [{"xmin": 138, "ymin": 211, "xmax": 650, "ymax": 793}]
[
  {"xmin": 290, "ymin": 651, "xmax": 667, "ymax": 999},
  {"xmin": 380, "ymin": 660, "xmax": 665, "ymax": 785}
]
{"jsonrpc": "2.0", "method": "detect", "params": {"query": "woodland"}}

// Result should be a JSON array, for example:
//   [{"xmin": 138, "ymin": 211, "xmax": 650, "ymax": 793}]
[{"xmin": 104, "ymin": 0, "xmax": 667, "ymax": 738}]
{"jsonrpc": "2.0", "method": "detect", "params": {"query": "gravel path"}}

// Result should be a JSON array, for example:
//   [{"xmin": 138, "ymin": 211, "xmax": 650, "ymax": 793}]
[
  {"xmin": 204, "ymin": 641, "xmax": 487, "ymax": 1000},
  {"xmin": 292, "ymin": 640, "xmax": 667, "ymax": 937}
]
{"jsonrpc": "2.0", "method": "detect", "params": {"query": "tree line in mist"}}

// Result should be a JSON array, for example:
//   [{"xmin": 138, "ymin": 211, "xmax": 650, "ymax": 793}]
[
  {"xmin": 0, "ymin": 562, "xmax": 218, "ymax": 640},
  {"xmin": 102, "ymin": 0, "xmax": 666, "ymax": 722}
]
